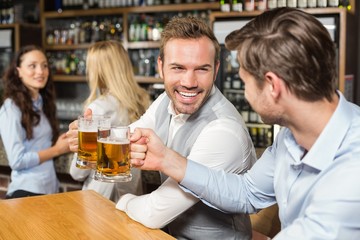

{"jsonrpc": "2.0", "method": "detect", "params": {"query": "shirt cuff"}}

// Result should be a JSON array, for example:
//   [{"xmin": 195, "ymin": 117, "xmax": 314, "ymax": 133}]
[{"xmin": 116, "ymin": 193, "xmax": 137, "ymax": 211}]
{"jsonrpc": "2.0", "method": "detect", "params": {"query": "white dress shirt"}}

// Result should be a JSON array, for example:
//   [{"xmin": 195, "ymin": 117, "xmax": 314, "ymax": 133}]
[{"xmin": 117, "ymin": 87, "xmax": 256, "ymax": 228}]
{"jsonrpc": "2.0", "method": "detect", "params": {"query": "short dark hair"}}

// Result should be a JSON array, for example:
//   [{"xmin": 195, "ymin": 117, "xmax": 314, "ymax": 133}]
[
  {"xmin": 225, "ymin": 7, "xmax": 337, "ymax": 102},
  {"xmin": 159, "ymin": 16, "xmax": 220, "ymax": 65}
]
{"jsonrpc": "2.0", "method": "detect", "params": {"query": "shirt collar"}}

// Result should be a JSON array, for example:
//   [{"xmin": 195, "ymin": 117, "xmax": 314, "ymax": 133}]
[
  {"xmin": 286, "ymin": 91, "xmax": 353, "ymax": 171},
  {"xmin": 33, "ymin": 95, "xmax": 43, "ymax": 112}
]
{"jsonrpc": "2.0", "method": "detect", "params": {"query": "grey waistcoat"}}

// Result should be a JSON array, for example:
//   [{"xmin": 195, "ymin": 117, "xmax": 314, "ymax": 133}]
[{"xmin": 154, "ymin": 87, "xmax": 252, "ymax": 240}]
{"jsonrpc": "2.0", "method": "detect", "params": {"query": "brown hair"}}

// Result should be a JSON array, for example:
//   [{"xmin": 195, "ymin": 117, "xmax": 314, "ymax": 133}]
[
  {"xmin": 159, "ymin": 16, "xmax": 220, "ymax": 65},
  {"xmin": 225, "ymin": 7, "xmax": 337, "ymax": 102}
]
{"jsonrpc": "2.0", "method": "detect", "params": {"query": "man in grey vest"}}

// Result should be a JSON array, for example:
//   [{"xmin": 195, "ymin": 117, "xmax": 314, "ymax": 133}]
[{"xmin": 67, "ymin": 16, "xmax": 256, "ymax": 239}]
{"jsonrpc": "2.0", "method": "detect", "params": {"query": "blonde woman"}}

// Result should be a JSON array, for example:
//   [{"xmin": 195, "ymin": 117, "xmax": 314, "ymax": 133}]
[{"xmin": 69, "ymin": 40, "xmax": 150, "ymax": 202}]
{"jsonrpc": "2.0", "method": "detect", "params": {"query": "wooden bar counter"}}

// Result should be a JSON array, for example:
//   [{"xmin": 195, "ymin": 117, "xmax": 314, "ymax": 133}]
[{"xmin": 0, "ymin": 190, "xmax": 175, "ymax": 240}]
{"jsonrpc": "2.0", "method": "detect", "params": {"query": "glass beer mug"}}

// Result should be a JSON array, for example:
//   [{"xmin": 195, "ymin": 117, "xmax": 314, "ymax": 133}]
[
  {"xmin": 76, "ymin": 115, "xmax": 111, "ymax": 169},
  {"xmin": 94, "ymin": 126, "xmax": 132, "ymax": 182}
]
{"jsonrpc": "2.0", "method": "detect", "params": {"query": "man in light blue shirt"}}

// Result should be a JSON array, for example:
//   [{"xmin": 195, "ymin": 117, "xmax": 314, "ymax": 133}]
[{"xmin": 129, "ymin": 8, "xmax": 360, "ymax": 239}]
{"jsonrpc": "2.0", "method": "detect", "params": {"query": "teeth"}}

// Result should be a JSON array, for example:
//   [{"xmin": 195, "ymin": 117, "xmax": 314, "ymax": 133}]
[{"xmin": 179, "ymin": 92, "xmax": 197, "ymax": 97}]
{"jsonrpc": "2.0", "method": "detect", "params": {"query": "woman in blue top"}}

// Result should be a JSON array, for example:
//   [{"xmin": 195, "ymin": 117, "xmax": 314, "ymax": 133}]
[{"xmin": 0, "ymin": 45, "xmax": 70, "ymax": 199}]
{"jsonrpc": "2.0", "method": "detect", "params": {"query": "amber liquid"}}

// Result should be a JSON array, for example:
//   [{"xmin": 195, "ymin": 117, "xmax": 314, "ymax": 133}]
[
  {"xmin": 96, "ymin": 139, "xmax": 130, "ymax": 176},
  {"xmin": 78, "ymin": 131, "xmax": 98, "ymax": 163}
]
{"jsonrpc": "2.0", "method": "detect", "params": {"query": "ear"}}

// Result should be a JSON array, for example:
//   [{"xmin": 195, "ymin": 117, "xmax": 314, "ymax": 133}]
[
  {"xmin": 16, "ymin": 67, "xmax": 22, "ymax": 78},
  {"xmin": 157, "ymin": 56, "xmax": 163, "ymax": 79},
  {"xmin": 214, "ymin": 60, "xmax": 220, "ymax": 82},
  {"xmin": 264, "ymin": 72, "xmax": 282, "ymax": 99}
]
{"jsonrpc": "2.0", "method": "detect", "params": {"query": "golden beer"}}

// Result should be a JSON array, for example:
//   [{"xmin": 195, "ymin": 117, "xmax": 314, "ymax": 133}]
[
  {"xmin": 95, "ymin": 126, "xmax": 132, "ymax": 182},
  {"xmin": 77, "ymin": 130, "xmax": 98, "ymax": 166},
  {"xmin": 76, "ymin": 115, "xmax": 110, "ymax": 169},
  {"xmin": 96, "ymin": 139, "xmax": 131, "ymax": 177}
]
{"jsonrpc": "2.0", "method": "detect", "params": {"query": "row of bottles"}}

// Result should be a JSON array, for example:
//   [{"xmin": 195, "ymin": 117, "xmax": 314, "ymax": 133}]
[
  {"xmin": 129, "ymin": 14, "xmax": 164, "ymax": 42},
  {"xmin": 46, "ymin": 17, "xmax": 123, "ymax": 45},
  {"xmin": 221, "ymin": 0, "xmax": 351, "ymax": 12},
  {"xmin": 248, "ymin": 126, "xmax": 272, "ymax": 148},
  {"xmin": 47, "ymin": 50, "xmax": 87, "ymax": 76},
  {"xmin": 128, "ymin": 11, "xmax": 208, "ymax": 42},
  {"xmin": 142, "ymin": 83, "xmax": 165, "ymax": 101},
  {"xmin": 223, "ymin": 90, "xmax": 262, "ymax": 123},
  {"xmin": 129, "ymin": 49, "xmax": 159, "ymax": 77},
  {"xmin": 47, "ymin": 48, "xmax": 161, "ymax": 78},
  {"xmin": 53, "ymin": 0, "xmax": 216, "ymax": 11},
  {"xmin": 0, "ymin": 0, "xmax": 14, "ymax": 24},
  {"xmin": 223, "ymin": 88, "xmax": 273, "ymax": 148},
  {"xmin": 56, "ymin": 0, "xmax": 144, "ymax": 10},
  {"xmin": 45, "ymin": 10, "xmax": 210, "ymax": 46}
]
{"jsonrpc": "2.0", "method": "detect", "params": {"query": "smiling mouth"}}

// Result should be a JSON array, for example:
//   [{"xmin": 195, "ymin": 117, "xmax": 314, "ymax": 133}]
[{"xmin": 179, "ymin": 91, "xmax": 198, "ymax": 97}]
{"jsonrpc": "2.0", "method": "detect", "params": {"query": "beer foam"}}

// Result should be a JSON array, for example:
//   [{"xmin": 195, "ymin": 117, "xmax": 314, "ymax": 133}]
[
  {"xmin": 97, "ymin": 138, "xmax": 130, "ymax": 144},
  {"xmin": 79, "ymin": 128, "xmax": 97, "ymax": 132}
]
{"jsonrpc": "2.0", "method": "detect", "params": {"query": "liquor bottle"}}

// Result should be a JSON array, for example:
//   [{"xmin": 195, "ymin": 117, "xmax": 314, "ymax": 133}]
[
  {"xmin": 339, "ymin": 0, "xmax": 350, "ymax": 10},
  {"xmin": 287, "ymin": 0, "xmax": 297, "ymax": 7},
  {"xmin": 328, "ymin": 0, "xmax": 339, "ymax": 7},
  {"xmin": 249, "ymin": 127, "xmax": 258, "ymax": 147},
  {"xmin": 257, "ymin": 0, "xmax": 267, "ymax": 10},
  {"xmin": 55, "ymin": 0, "xmax": 63, "ymax": 12},
  {"xmin": 267, "ymin": 0, "xmax": 277, "ymax": 8},
  {"xmin": 307, "ymin": 0, "xmax": 317, "ymax": 7},
  {"xmin": 1, "ymin": 0, "xmax": 9, "ymax": 24},
  {"xmin": 317, "ymin": 0, "xmax": 327, "ymax": 7},
  {"xmin": 277, "ymin": 0, "xmax": 286, "ymax": 7},
  {"xmin": 257, "ymin": 128, "xmax": 265, "ymax": 147},
  {"xmin": 232, "ymin": 0, "xmax": 243, "ymax": 11},
  {"xmin": 240, "ymin": 97, "xmax": 250, "ymax": 123},
  {"xmin": 297, "ymin": 0, "xmax": 307, "ymax": 7},
  {"xmin": 7, "ymin": 0, "xmax": 14, "ymax": 24},
  {"xmin": 232, "ymin": 74, "xmax": 242, "ymax": 89},
  {"xmin": 220, "ymin": 0, "xmax": 231, "ymax": 12},
  {"xmin": 244, "ymin": 0, "xmax": 255, "ymax": 11}
]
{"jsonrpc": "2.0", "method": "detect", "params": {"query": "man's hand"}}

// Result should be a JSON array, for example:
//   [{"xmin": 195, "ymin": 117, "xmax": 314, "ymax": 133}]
[{"xmin": 130, "ymin": 128, "xmax": 187, "ymax": 183}]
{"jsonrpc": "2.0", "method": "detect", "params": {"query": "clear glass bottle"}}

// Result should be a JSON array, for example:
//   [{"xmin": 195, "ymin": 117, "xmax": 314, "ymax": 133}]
[
  {"xmin": 277, "ymin": 0, "xmax": 286, "ymax": 7},
  {"xmin": 287, "ymin": 0, "xmax": 297, "ymax": 7},
  {"xmin": 308, "ymin": 0, "xmax": 317, "ymax": 7},
  {"xmin": 328, "ymin": 0, "xmax": 339, "ymax": 7},
  {"xmin": 317, "ymin": 0, "xmax": 327, "ymax": 7},
  {"xmin": 297, "ymin": 0, "xmax": 307, "ymax": 8},
  {"xmin": 267, "ymin": 0, "xmax": 277, "ymax": 9}
]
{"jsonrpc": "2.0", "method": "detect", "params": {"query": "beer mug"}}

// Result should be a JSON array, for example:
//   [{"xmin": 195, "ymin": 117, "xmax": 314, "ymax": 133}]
[
  {"xmin": 76, "ymin": 115, "xmax": 110, "ymax": 169},
  {"xmin": 94, "ymin": 126, "xmax": 132, "ymax": 182}
]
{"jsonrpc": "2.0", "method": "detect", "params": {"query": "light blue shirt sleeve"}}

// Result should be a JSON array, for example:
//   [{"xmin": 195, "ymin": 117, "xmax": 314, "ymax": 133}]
[
  {"xmin": 180, "ymin": 151, "xmax": 276, "ymax": 214},
  {"xmin": 180, "ymin": 92, "xmax": 360, "ymax": 239},
  {"xmin": 0, "ymin": 99, "xmax": 39, "ymax": 170}
]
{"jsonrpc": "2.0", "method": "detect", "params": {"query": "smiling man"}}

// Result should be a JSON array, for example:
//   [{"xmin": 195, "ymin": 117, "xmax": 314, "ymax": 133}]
[
  {"xmin": 115, "ymin": 16, "xmax": 257, "ymax": 239},
  {"xmin": 66, "ymin": 16, "xmax": 256, "ymax": 239}
]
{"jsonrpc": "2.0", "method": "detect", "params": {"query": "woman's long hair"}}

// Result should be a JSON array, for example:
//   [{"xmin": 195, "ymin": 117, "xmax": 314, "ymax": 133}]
[
  {"xmin": 85, "ymin": 40, "xmax": 150, "ymax": 122},
  {"xmin": 2, "ymin": 45, "xmax": 59, "ymax": 144}
]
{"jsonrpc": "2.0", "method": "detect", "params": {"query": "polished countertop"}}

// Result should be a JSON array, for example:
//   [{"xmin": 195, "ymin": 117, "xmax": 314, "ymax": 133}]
[{"xmin": 0, "ymin": 190, "xmax": 175, "ymax": 240}]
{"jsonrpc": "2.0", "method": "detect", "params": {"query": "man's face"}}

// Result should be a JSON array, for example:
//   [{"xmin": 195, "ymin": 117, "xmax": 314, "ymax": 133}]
[{"xmin": 158, "ymin": 37, "xmax": 219, "ymax": 115}]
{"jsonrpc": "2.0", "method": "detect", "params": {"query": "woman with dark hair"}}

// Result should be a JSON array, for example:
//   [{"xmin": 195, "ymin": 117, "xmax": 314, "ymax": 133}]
[{"xmin": 0, "ymin": 45, "xmax": 70, "ymax": 199}]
